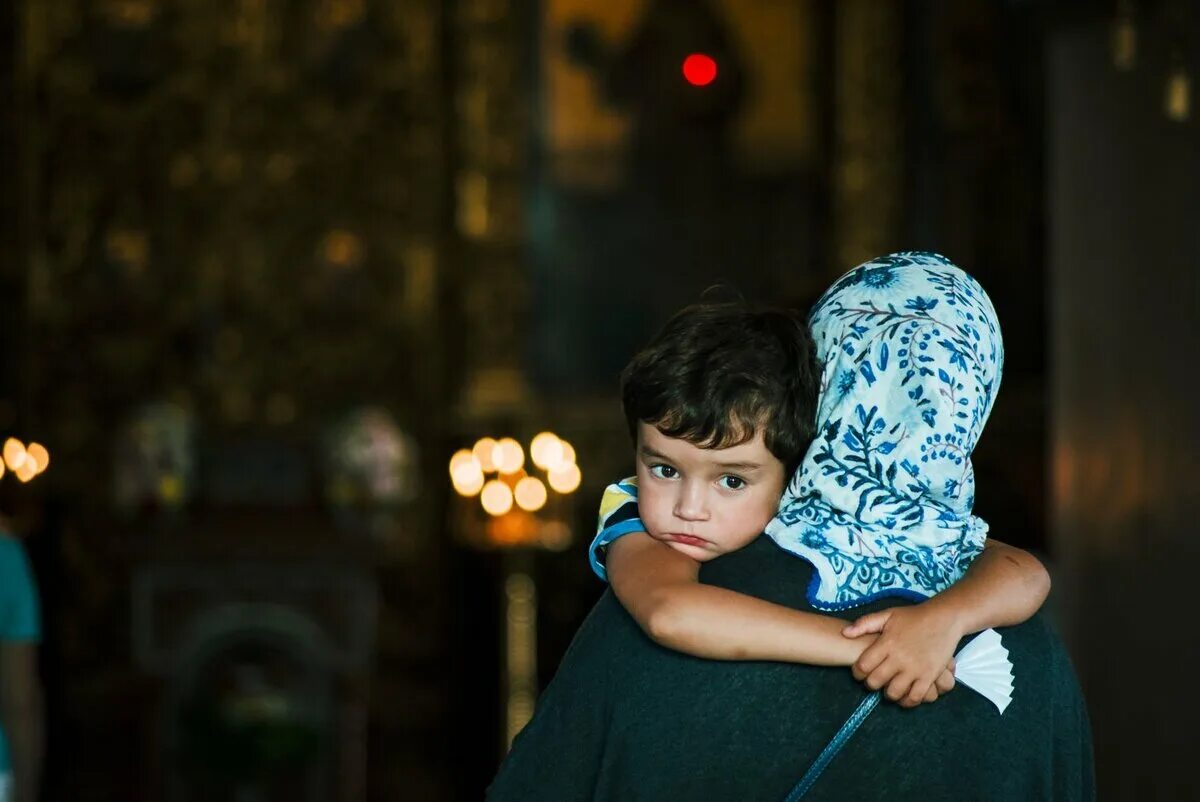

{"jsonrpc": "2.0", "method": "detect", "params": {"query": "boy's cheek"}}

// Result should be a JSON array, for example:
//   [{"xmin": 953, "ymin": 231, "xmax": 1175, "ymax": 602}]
[
  {"xmin": 639, "ymin": 510, "xmax": 669, "ymax": 540},
  {"xmin": 636, "ymin": 492, "xmax": 670, "ymax": 534}
]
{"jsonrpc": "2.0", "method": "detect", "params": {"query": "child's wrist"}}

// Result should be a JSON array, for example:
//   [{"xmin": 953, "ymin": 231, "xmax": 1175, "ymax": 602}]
[
  {"xmin": 841, "ymin": 632, "xmax": 876, "ymax": 666},
  {"xmin": 924, "ymin": 596, "xmax": 970, "ymax": 639}
]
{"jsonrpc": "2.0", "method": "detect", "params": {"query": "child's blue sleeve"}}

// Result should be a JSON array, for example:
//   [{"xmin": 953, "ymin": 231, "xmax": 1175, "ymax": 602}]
[{"xmin": 588, "ymin": 478, "xmax": 644, "ymax": 582}]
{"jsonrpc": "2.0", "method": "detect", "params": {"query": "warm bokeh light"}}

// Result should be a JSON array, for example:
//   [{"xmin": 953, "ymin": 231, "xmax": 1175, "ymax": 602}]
[
  {"xmin": 529, "ymin": 431, "xmax": 563, "ymax": 470},
  {"xmin": 452, "ymin": 430, "xmax": 578, "ymax": 536},
  {"xmin": 556, "ymin": 441, "xmax": 576, "ymax": 468},
  {"xmin": 450, "ymin": 448, "xmax": 485, "ymax": 496},
  {"xmin": 539, "ymin": 521, "xmax": 572, "ymax": 551},
  {"xmin": 23, "ymin": 443, "xmax": 49, "ymax": 474},
  {"xmin": 452, "ymin": 463, "xmax": 485, "ymax": 497},
  {"xmin": 514, "ymin": 476, "xmax": 548, "ymax": 512},
  {"xmin": 481, "ymin": 479, "xmax": 515, "ymax": 516},
  {"xmin": 547, "ymin": 462, "xmax": 582, "ymax": 494},
  {"xmin": 472, "ymin": 437, "xmax": 498, "ymax": 472},
  {"xmin": 492, "ymin": 437, "xmax": 525, "ymax": 474},
  {"xmin": 14, "ymin": 460, "xmax": 37, "ymax": 483},
  {"xmin": 3, "ymin": 438, "xmax": 27, "ymax": 472},
  {"xmin": 486, "ymin": 509, "xmax": 536, "ymax": 546},
  {"xmin": 1165, "ymin": 67, "xmax": 1191, "ymax": 122},
  {"xmin": 449, "ymin": 448, "xmax": 476, "ymax": 477},
  {"xmin": 321, "ymin": 229, "xmax": 365, "ymax": 268},
  {"xmin": 500, "ymin": 468, "xmax": 527, "ymax": 489},
  {"xmin": 27, "ymin": 443, "xmax": 50, "ymax": 468},
  {"xmin": 159, "ymin": 475, "xmax": 184, "ymax": 502}
]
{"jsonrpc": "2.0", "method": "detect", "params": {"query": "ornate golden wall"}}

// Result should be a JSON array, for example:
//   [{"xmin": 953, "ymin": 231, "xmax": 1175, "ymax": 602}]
[{"xmin": 18, "ymin": 0, "xmax": 449, "ymax": 497}]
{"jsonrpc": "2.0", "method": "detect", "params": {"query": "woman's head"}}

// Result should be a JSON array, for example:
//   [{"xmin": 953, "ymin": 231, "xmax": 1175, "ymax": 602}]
[
  {"xmin": 805, "ymin": 252, "xmax": 1004, "ymax": 516},
  {"xmin": 768, "ymin": 252, "xmax": 1005, "ymax": 609}
]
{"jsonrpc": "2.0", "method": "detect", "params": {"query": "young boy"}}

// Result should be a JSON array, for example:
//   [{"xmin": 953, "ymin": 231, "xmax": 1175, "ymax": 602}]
[{"xmin": 591, "ymin": 254, "xmax": 1048, "ymax": 707}]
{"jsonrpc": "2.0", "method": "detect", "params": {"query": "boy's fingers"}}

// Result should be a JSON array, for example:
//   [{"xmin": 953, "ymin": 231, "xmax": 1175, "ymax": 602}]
[
  {"xmin": 842, "ymin": 610, "xmax": 891, "ymax": 637},
  {"xmin": 865, "ymin": 660, "xmax": 900, "ymax": 692},
  {"xmin": 935, "ymin": 670, "xmax": 955, "ymax": 694},
  {"xmin": 921, "ymin": 684, "xmax": 939, "ymax": 705},
  {"xmin": 885, "ymin": 673, "xmax": 915, "ymax": 703},
  {"xmin": 903, "ymin": 677, "xmax": 932, "ymax": 708},
  {"xmin": 853, "ymin": 644, "xmax": 887, "ymax": 681}
]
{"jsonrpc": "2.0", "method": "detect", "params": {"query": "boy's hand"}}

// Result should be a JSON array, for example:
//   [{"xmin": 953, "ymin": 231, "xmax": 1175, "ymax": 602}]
[{"xmin": 842, "ymin": 604, "xmax": 964, "ymax": 708}]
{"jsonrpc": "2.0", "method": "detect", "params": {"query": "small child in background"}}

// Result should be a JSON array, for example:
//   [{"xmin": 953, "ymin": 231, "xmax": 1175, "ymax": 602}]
[{"xmin": 591, "ymin": 252, "xmax": 1048, "ymax": 706}]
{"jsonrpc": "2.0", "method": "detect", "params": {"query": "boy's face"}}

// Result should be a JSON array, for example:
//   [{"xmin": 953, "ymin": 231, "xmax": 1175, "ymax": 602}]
[{"xmin": 635, "ymin": 421, "xmax": 787, "ymax": 562}]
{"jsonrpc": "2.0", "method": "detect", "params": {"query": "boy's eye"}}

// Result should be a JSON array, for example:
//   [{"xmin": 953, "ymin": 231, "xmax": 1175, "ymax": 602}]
[
  {"xmin": 649, "ymin": 464, "xmax": 678, "ymax": 480},
  {"xmin": 719, "ymin": 475, "xmax": 746, "ymax": 490}
]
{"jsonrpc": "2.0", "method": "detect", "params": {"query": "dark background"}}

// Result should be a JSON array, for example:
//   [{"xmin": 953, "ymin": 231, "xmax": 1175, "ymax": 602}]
[{"xmin": 0, "ymin": 0, "xmax": 1196, "ymax": 799}]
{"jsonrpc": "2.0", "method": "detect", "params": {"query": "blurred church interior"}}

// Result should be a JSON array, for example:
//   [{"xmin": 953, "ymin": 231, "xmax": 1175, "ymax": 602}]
[{"xmin": 0, "ymin": 0, "xmax": 1196, "ymax": 799}]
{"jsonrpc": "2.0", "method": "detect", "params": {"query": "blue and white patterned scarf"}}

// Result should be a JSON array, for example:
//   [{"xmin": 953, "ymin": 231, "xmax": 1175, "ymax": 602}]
[{"xmin": 766, "ymin": 252, "xmax": 1004, "ymax": 610}]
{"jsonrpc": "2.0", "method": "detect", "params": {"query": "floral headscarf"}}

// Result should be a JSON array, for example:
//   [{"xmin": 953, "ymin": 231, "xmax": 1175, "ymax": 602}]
[{"xmin": 766, "ymin": 252, "xmax": 1004, "ymax": 610}]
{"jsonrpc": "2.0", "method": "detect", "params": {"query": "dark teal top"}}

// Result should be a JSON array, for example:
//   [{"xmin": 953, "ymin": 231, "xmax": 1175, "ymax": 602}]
[
  {"xmin": 488, "ymin": 536, "xmax": 1094, "ymax": 801},
  {"xmin": 0, "ymin": 534, "xmax": 41, "ymax": 775}
]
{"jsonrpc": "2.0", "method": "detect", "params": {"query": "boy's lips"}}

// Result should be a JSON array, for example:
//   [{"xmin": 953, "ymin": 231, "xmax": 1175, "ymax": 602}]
[{"xmin": 665, "ymin": 533, "xmax": 708, "ymax": 548}]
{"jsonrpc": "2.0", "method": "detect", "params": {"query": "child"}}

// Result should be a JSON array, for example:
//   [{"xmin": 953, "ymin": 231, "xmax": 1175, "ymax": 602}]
[{"xmin": 590, "ymin": 252, "xmax": 1048, "ymax": 706}]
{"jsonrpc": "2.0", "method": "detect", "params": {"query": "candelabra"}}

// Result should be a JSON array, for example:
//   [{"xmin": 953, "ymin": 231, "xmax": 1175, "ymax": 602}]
[{"xmin": 448, "ymin": 431, "xmax": 580, "ymax": 747}]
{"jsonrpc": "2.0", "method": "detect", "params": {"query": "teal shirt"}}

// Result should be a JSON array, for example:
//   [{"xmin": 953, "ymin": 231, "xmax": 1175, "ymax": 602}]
[{"xmin": 0, "ymin": 535, "xmax": 40, "ymax": 774}]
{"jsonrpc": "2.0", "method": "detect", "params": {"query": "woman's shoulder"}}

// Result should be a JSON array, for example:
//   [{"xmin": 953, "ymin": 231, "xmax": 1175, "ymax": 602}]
[
  {"xmin": 699, "ymin": 536, "xmax": 821, "ymax": 611},
  {"xmin": 998, "ymin": 609, "xmax": 1070, "ymax": 652}
]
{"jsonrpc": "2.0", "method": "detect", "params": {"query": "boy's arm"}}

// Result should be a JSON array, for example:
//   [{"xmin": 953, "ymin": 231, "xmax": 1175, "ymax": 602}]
[
  {"xmin": 843, "ymin": 538, "xmax": 1051, "ymax": 707},
  {"xmin": 608, "ymin": 532, "xmax": 874, "ymax": 667}
]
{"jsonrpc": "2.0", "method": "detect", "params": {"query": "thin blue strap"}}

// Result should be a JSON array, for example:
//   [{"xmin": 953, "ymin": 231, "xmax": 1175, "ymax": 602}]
[{"xmin": 783, "ymin": 691, "xmax": 882, "ymax": 802}]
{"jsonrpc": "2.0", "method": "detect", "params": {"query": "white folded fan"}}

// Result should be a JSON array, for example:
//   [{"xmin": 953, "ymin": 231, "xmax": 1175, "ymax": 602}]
[{"xmin": 954, "ymin": 627, "xmax": 1014, "ymax": 714}]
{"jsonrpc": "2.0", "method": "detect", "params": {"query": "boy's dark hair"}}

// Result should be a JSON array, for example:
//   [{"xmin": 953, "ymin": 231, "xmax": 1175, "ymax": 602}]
[{"xmin": 621, "ymin": 302, "xmax": 820, "ymax": 477}]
